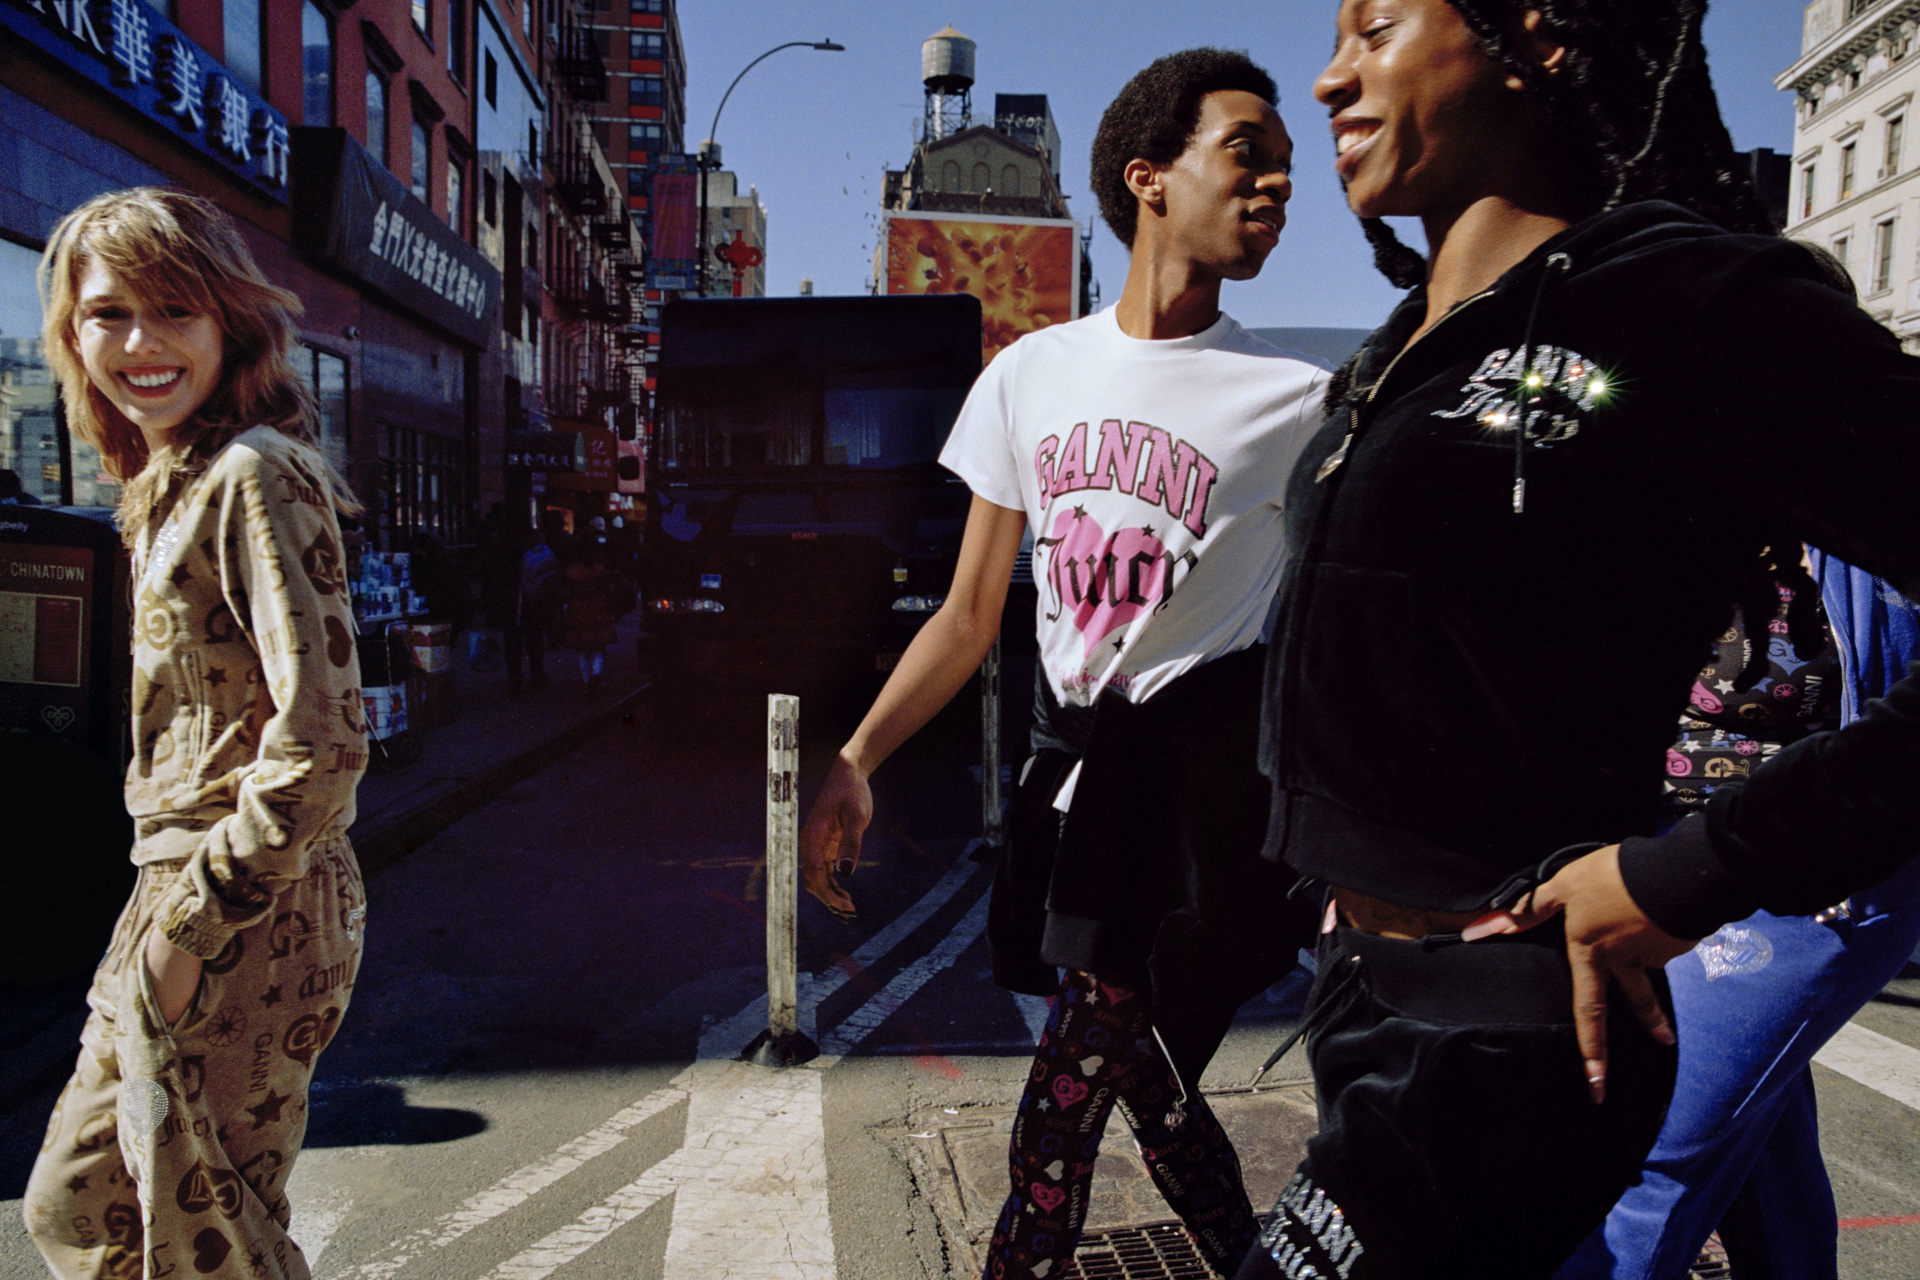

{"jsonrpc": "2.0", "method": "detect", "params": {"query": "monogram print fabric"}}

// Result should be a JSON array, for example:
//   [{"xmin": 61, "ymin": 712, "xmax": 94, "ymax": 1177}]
[
  {"xmin": 984, "ymin": 971, "xmax": 1257, "ymax": 1279},
  {"xmin": 24, "ymin": 849, "xmax": 364, "ymax": 1280},
  {"xmin": 1666, "ymin": 585, "xmax": 1838, "ymax": 815},
  {"xmin": 123, "ymin": 427, "xmax": 366, "ymax": 962}
]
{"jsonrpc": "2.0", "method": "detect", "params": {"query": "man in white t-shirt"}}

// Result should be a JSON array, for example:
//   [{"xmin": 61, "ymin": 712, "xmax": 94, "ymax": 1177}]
[{"xmin": 800, "ymin": 49, "xmax": 1326, "ymax": 1280}]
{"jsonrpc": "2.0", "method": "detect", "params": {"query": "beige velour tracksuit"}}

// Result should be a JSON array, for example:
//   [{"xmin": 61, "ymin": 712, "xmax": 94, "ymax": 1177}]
[{"xmin": 23, "ymin": 427, "xmax": 368, "ymax": 1280}]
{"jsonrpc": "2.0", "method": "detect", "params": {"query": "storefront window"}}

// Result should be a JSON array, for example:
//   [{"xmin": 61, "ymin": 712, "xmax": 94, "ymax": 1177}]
[
  {"xmin": 0, "ymin": 240, "xmax": 61, "ymax": 507},
  {"xmin": 412, "ymin": 119, "xmax": 431, "ymax": 202},
  {"xmin": 385, "ymin": 424, "xmax": 466, "ymax": 547},
  {"xmin": 446, "ymin": 155, "xmax": 466, "ymax": 237},
  {"xmin": 0, "ymin": 239, "xmax": 121, "ymax": 510},
  {"xmin": 296, "ymin": 345, "xmax": 350, "ymax": 477},
  {"xmin": 225, "ymin": 0, "xmax": 263, "ymax": 93},
  {"xmin": 366, "ymin": 67, "xmax": 389, "ymax": 168},
  {"xmin": 302, "ymin": 1, "xmax": 332, "ymax": 126}
]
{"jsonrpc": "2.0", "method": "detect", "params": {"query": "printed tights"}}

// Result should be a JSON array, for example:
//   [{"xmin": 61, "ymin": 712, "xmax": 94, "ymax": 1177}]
[{"xmin": 983, "ymin": 970, "xmax": 1257, "ymax": 1279}]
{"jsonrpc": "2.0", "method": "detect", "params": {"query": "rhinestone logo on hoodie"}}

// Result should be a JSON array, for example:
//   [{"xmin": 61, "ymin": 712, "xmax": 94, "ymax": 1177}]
[{"xmin": 1432, "ymin": 345, "xmax": 1610, "ymax": 447}]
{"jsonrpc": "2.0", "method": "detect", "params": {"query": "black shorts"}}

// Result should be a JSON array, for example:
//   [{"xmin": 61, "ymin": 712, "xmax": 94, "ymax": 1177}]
[{"xmin": 1236, "ymin": 919, "xmax": 1677, "ymax": 1280}]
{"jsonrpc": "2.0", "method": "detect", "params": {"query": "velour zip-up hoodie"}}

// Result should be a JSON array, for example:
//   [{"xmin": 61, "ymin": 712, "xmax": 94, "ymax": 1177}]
[
  {"xmin": 127, "ymin": 426, "xmax": 366, "ymax": 960},
  {"xmin": 1259, "ymin": 200, "xmax": 1920, "ymax": 941}
]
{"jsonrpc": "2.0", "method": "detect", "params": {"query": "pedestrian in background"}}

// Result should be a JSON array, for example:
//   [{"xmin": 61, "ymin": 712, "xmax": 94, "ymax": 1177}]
[
  {"xmin": 563, "ymin": 516, "xmax": 618, "ymax": 695},
  {"xmin": 1559, "ymin": 549, "xmax": 1920, "ymax": 1280},
  {"xmin": 507, "ymin": 510, "xmax": 567, "ymax": 694},
  {"xmin": 22, "ymin": 188, "xmax": 366, "ymax": 1280},
  {"xmin": 802, "ymin": 50, "xmax": 1325, "ymax": 1279}
]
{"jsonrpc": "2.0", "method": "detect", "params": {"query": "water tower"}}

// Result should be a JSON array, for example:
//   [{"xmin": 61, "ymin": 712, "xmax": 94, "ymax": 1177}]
[{"xmin": 921, "ymin": 25, "xmax": 975, "ymax": 141}]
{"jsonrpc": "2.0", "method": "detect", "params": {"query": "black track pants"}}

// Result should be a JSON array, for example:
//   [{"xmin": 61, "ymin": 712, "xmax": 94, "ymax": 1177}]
[{"xmin": 1236, "ymin": 920, "xmax": 1677, "ymax": 1280}]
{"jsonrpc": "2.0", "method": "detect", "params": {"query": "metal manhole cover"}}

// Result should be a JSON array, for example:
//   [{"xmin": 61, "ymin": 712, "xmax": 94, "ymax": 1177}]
[{"xmin": 1062, "ymin": 1221, "xmax": 1224, "ymax": 1280}]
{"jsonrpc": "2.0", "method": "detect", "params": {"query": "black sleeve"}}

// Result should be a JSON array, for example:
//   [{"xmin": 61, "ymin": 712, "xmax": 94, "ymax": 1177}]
[{"xmin": 1617, "ymin": 249, "xmax": 1920, "ymax": 939}]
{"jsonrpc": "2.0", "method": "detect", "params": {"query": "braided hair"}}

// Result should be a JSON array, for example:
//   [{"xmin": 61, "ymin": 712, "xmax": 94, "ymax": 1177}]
[{"xmin": 1357, "ymin": 0, "xmax": 1776, "ymax": 290}]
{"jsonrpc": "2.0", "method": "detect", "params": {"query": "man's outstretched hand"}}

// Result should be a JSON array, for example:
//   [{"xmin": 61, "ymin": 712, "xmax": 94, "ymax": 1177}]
[
  {"xmin": 800, "ymin": 753, "xmax": 873, "ymax": 921},
  {"xmin": 1462, "ymin": 844, "xmax": 1690, "ymax": 1104}
]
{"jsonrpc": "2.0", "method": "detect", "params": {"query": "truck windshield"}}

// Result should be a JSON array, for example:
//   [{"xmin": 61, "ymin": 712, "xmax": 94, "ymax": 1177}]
[
  {"xmin": 654, "ymin": 295, "xmax": 983, "ymax": 477},
  {"xmin": 824, "ymin": 383, "xmax": 967, "ymax": 469}
]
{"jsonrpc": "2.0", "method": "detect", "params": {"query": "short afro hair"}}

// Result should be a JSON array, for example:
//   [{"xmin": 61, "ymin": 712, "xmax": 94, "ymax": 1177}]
[{"xmin": 1090, "ymin": 48, "xmax": 1278, "ymax": 248}]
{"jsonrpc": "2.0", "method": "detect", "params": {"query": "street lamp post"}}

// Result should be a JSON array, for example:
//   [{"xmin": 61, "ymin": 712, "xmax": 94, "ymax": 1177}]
[{"xmin": 697, "ymin": 39, "xmax": 844, "ymax": 297}]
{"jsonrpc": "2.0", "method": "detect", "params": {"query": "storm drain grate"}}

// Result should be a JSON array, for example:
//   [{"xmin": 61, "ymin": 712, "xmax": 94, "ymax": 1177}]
[
  {"xmin": 1055, "ymin": 1221, "xmax": 1733, "ymax": 1279},
  {"xmin": 1062, "ymin": 1221, "xmax": 1221, "ymax": 1280},
  {"xmin": 1688, "ymin": 1234, "xmax": 1732, "ymax": 1279}
]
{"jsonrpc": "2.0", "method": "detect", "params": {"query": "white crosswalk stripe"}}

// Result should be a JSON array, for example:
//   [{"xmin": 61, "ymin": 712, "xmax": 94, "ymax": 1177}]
[
  {"xmin": 1815, "ymin": 1020, "xmax": 1920, "ymax": 1112},
  {"xmin": 345, "ymin": 854, "xmax": 990, "ymax": 1280}
]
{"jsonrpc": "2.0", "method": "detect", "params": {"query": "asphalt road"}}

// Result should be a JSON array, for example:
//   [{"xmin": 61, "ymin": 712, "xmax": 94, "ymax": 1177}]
[{"xmin": 5, "ymin": 675, "xmax": 1920, "ymax": 1279}]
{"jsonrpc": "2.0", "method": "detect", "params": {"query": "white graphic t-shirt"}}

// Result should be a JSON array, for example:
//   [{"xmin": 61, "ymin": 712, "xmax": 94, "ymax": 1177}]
[{"xmin": 941, "ymin": 306, "xmax": 1329, "ymax": 708}]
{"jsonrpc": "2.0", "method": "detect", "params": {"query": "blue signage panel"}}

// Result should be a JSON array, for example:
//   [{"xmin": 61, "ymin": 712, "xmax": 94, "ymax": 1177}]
[{"xmin": 1, "ymin": 0, "xmax": 290, "ymax": 202}]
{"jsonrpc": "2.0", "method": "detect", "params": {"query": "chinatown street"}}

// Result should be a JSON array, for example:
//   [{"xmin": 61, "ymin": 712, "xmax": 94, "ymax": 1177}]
[{"xmin": 5, "ymin": 678, "xmax": 1920, "ymax": 1280}]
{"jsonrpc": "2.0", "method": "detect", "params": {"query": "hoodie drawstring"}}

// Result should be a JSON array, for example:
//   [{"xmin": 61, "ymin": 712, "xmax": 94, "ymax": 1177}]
[{"xmin": 1514, "ymin": 252, "xmax": 1574, "ymax": 514}]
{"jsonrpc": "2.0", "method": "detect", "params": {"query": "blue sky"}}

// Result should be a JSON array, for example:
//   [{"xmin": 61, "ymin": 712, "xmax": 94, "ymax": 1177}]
[{"xmin": 678, "ymin": 0, "xmax": 1812, "ymax": 329}]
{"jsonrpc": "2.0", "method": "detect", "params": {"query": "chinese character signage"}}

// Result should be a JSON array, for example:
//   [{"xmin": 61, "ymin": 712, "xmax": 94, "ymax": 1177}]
[
  {"xmin": 1, "ymin": 0, "xmax": 291, "ymax": 200},
  {"xmin": 291, "ymin": 128, "xmax": 501, "ymax": 348},
  {"xmin": 883, "ymin": 211, "xmax": 1080, "ymax": 361},
  {"xmin": 547, "ymin": 422, "xmax": 617, "ymax": 492},
  {"xmin": 647, "ymin": 155, "xmax": 699, "ymax": 291}
]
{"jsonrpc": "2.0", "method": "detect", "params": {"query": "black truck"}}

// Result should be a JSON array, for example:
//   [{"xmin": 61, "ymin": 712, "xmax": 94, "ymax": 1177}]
[{"xmin": 644, "ymin": 294, "xmax": 999, "ymax": 698}]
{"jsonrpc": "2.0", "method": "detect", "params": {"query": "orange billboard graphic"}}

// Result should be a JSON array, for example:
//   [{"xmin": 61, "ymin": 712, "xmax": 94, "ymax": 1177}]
[{"xmin": 883, "ymin": 212, "xmax": 1080, "ymax": 361}]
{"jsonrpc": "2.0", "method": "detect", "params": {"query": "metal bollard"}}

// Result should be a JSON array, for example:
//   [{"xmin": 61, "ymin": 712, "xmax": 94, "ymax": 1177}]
[
  {"xmin": 982, "ymin": 636, "xmax": 1005, "ymax": 847},
  {"xmin": 743, "ymin": 693, "xmax": 818, "ymax": 1067}
]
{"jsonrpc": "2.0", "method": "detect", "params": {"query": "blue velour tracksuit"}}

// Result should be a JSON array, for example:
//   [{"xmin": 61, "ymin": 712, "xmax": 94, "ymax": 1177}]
[{"xmin": 1556, "ymin": 553, "xmax": 1920, "ymax": 1280}]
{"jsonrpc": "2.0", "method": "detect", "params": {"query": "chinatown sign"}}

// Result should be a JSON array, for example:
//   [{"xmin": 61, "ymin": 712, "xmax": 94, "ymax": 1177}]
[
  {"xmin": 291, "ymin": 128, "xmax": 501, "ymax": 348},
  {"xmin": 1, "ymin": 0, "xmax": 290, "ymax": 201}
]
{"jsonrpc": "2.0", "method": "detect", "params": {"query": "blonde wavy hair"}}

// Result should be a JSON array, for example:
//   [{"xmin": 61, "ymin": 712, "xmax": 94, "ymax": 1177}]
[{"xmin": 39, "ymin": 187, "xmax": 360, "ymax": 546}]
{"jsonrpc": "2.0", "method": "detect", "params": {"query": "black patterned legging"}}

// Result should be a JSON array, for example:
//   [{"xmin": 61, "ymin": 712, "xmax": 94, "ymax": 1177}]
[{"xmin": 982, "ymin": 970, "xmax": 1257, "ymax": 1279}]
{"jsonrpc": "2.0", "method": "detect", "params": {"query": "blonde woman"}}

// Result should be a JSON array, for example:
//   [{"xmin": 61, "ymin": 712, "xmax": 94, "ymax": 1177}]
[{"xmin": 22, "ymin": 188, "xmax": 367, "ymax": 1280}]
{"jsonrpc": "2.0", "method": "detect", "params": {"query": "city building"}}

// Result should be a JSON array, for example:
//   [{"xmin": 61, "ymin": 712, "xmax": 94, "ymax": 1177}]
[
  {"xmin": 1779, "ymin": 0, "xmax": 1920, "ymax": 347},
  {"xmin": 876, "ymin": 27, "xmax": 1097, "ymax": 347},
  {"xmin": 699, "ymin": 169, "xmax": 767, "ymax": 298},
  {"xmin": 0, "ymin": 0, "xmax": 500, "ymax": 545},
  {"xmin": 577, "ymin": 0, "xmax": 686, "ymax": 226}
]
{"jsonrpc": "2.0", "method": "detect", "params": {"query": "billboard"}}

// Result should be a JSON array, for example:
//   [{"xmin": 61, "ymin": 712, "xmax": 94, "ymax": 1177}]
[
  {"xmin": 648, "ymin": 155, "xmax": 701, "ymax": 291},
  {"xmin": 882, "ymin": 211, "xmax": 1079, "ymax": 361}
]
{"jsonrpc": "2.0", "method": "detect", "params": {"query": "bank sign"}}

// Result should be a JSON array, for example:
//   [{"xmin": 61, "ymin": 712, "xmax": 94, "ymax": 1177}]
[
  {"xmin": 1, "ymin": 0, "xmax": 290, "ymax": 201},
  {"xmin": 292, "ymin": 128, "xmax": 501, "ymax": 348}
]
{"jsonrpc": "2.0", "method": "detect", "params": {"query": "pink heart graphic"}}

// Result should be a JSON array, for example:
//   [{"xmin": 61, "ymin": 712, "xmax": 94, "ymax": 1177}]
[
  {"xmin": 1052, "ymin": 1074, "xmax": 1090, "ymax": 1108},
  {"xmin": 1045, "ymin": 508, "xmax": 1171, "ymax": 658},
  {"xmin": 1031, "ymin": 1183, "xmax": 1067, "ymax": 1214}
]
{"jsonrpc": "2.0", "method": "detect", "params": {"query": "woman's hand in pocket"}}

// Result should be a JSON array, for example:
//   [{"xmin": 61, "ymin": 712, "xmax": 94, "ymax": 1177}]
[{"xmin": 144, "ymin": 929, "xmax": 204, "ymax": 1027}]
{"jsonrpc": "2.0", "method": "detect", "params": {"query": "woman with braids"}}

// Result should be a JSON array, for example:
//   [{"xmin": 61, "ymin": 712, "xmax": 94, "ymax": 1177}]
[
  {"xmin": 1238, "ymin": 2, "xmax": 1920, "ymax": 1277},
  {"xmin": 23, "ymin": 189, "xmax": 366, "ymax": 1280}
]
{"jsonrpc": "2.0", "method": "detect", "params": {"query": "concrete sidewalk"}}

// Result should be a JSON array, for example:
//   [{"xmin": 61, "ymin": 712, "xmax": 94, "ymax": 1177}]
[
  {"xmin": 0, "ymin": 617, "xmax": 652, "ymax": 1116},
  {"xmin": 350, "ymin": 615, "xmax": 651, "ymax": 876}
]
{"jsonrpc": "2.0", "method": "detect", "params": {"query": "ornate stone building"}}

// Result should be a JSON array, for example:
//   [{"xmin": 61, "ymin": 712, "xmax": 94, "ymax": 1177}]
[{"xmin": 1779, "ymin": 0, "xmax": 1920, "ymax": 347}]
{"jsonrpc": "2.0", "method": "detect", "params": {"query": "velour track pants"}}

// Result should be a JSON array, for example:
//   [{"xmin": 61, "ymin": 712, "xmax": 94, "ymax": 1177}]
[
  {"xmin": 1236, "ymin": 919, "xmax": 1677, "ymax": 1280},
  {"xmin": 23, "ymin": 840, "xmax": 365, "ymax": 1280}
]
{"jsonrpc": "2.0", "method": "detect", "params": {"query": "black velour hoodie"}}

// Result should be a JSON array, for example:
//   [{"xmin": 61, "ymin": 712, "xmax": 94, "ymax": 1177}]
[{"xmin": 1259, "ymin": 200, "xmax": 1920, "ymax": 940}]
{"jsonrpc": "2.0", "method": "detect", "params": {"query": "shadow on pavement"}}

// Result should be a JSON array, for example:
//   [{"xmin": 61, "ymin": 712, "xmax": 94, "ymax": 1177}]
[{"xmin": 303, "ymin": 1079, "xmax": 488, "ymax": 1147}]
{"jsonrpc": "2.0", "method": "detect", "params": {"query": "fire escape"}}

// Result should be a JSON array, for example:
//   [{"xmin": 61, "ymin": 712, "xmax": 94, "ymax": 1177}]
[{"xmin": 545, "ymin": 4, "xmax": 645, "ymax": 430}]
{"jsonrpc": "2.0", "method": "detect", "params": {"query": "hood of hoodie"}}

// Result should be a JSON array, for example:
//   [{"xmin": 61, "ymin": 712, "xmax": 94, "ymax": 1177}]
[{"xmin": 1258, "ymin": 199, "xmax": 1852, "ymax": 912}]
